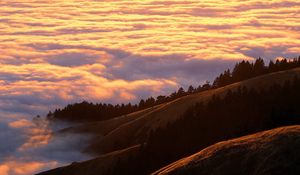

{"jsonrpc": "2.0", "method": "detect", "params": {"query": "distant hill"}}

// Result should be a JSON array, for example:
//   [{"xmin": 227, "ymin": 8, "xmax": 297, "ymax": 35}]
[
  {"xmin": 38, "ymin": 59, "xmax": 300, "ymax": 175},
  {"xmin": 37, "ymin": 145, "xmax": 140, "ymax": 175},
  {"xmin": 152, "ymin": 125, "xmax": 300, "ymax": 175},
  {"xmin": 85, "ymin": 67, "xmax": 300, "ymax": 155},
  {"xmin": 59, "ymin": 106, "xmax": 162, "ymax": 136}
]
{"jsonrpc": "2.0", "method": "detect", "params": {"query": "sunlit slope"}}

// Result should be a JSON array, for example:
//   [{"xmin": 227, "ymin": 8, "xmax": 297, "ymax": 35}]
[
  {"xmin": 152, "ymin": 125, "xmax": 300, "ymax": 175},
  {"xmin": 87, "ymin": 67, "xmax": 300, "ymax": 154},
  {"xmin": 37, "ymin": 145, "xmax": 140, "ymax": 175},
  {"xmin": 59, "ymin": 105, "xmax": 162, "ymax": 136}
]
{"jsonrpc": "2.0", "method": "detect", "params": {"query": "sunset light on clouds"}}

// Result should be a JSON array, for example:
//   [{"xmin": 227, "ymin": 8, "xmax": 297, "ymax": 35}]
[
  {"xmin": 1, "ymin": 0, "xmax": 300, "ymax": 118},
  {"xmin": 0, "ymin": 0, "xmax": 300, "ymax": 174}
]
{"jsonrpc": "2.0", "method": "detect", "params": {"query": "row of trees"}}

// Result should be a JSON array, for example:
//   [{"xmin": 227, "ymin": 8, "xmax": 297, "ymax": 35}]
[
  {"xmin": 48, "ymin": 102, "xmax": 140, "ymax": 122},
  {"xmin": 106, "ymin": 75, "xmax": 300, "ymax": 175},
  {"xmin": 213, "ymin": 57, "xmax": 300, "ymax": 87},
  {"xmin": 48, "ymin": 57, "xmax": 300, "ymax": 122}
]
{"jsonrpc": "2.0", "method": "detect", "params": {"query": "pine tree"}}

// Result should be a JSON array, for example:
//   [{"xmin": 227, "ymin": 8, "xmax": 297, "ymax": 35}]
[
  {"xmin": 177, "ymin": 87, "xmax": 186, "ymax": 97},
  {"xmin": 253, "ymin": 57, "xmax": 265, "ymax": 76},
  {"xmin": 187, "ymin": 85, "xmax": 195, "ymax": 94}
]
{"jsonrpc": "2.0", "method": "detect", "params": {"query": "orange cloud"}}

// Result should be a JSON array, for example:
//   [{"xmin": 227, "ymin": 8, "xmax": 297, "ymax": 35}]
[
  {"xmin": 0, "ymin": 160, "xmax": 58, "ymax": 175},
  {"xmin": 0, "ymin": 164, "xmax": 9, "ymax": 175},
  {"xmin": 19, "ymin": 125, "xmax": 52, "ymax": 151},
  {"xmin": 0, "ymin": 0, "xmax": 298, "ymax": 119},
  {"xmin": 1, "ymin": 0, "xmax": 299, "ymax": 61},
  {"xmin": 9, "ymin": 119, "xmax": 33, "ymax": 129}
]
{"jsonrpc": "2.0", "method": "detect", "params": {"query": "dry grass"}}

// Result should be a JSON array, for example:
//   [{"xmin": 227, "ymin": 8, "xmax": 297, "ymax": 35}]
[
  {"xmin": 59, "ymin": 106, "xmax": 162, "ymax": 136},
  {"xmin": 152, "ymin": 125, "xmax": 300, "ymax": 175}
]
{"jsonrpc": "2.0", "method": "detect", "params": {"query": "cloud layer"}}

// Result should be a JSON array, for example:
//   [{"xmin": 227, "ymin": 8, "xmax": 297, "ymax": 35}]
[{"xmin": 1, "ymin": 0, "xmax": 300, "ymax": 118}]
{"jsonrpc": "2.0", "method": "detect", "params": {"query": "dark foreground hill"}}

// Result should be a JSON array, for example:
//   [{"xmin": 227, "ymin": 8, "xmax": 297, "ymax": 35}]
[{"xmin": 152, "ymin": 125, "xmax": 300, "ymax": 175}]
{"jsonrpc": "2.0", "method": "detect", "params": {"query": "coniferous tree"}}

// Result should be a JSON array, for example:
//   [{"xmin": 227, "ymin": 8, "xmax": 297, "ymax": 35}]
[
  {"xmin": 156, "ymin": 95, "xmax": 167, "ymax": 104},
  {"xmin": 201, "ymin": 81, "xmax": 211, "ymax": 90},
  {"xmin": 139, "ymin": 99, "xmax": 146, "ymax": 109},
  {"xmin": 177, "ymin": 87, "xmax": 186, "ymax": 97},
  {"xmin": 253, "ymin": 57, "xmax": 265, "ymax": 76},
  {"xmin": 187, "ymin": 85, "xmax": 195, "ymax": 94},
  {"xmin": 232, "ymin": 60, "xmax": 253, "ymax": 82}
]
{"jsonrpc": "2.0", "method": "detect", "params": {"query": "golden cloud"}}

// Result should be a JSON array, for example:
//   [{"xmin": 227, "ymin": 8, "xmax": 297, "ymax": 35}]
[{"xmin": 0, "ymin": 160, "xmax": 58, "ymax": 175}]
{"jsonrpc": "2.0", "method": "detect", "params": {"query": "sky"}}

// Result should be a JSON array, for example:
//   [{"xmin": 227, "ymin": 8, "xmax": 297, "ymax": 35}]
[{"xmin": 0, "ymin": 0, "xmax": 300, "ymax": 174}]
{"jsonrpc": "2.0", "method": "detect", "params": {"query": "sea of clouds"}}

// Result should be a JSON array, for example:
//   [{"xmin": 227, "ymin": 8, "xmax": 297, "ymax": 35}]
[{"xmin": 0, "ymin": 0, "xmax": 299, "ymax": 174}]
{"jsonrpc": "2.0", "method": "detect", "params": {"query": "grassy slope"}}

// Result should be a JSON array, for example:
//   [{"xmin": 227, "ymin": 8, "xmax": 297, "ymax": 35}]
[
  {"xmin": 59, "ymin": 105, "xmax": 162, "ymax": 136},
  {"xmin": 152, "ymin": 125, "xmax": 300, "ymax": 175}
]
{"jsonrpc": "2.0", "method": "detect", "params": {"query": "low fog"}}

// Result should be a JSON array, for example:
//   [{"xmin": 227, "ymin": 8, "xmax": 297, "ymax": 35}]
[{"xmin": 0, "ymin": 116, "xmax": 92, "ymax": 175}]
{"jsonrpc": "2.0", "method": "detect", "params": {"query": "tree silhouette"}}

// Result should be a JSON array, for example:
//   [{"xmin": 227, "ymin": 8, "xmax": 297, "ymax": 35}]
[
  {"xmin": 253, "ymin": 57, "xmax": 266, "ymax": 76},
  {"xmin": 177, "ymin": 87, "xmax": 186, "ymax": 97},
  {"xmin": 187, "ymin": 85, "xmax": 195, "ymax": 94},
  {"xmin": 232, "ymin": 60, "xmax": 253, "ymax": 81}
]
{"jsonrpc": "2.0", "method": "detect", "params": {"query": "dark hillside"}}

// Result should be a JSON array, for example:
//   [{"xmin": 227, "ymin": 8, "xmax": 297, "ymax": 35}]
[{"xmin": 106, "ymin": 74, "xmax": 300, "ymax": 175}]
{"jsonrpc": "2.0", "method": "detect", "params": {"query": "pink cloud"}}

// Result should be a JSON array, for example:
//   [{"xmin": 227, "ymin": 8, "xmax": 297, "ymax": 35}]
[
  {"xmin": 9, "ymin": 119, "xmax": 33, "ymax": 129},
  {"xmin": 0, "ymin": 160, "xmax": 58, "ymax": 175}
]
